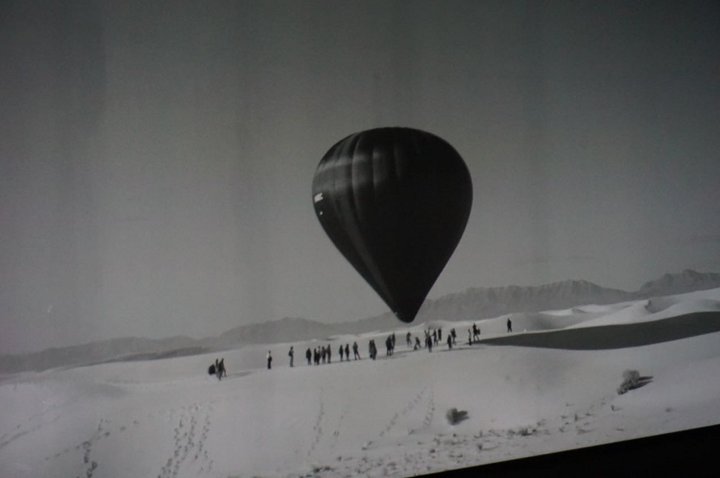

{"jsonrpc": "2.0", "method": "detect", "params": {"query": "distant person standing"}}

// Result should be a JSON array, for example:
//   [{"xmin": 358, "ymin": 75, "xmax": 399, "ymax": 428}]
[
  {"xmin": 353, "ymin": 341, "xmax": 360, "ymax": 360},
  {"xmin": 447, "ymin": 334, "xmax": 453, "ymax": 350},
  {"xmin": 306, "ymin": 347, "xmax": 312, "ymax": 366},
  {"xmin": 507, "ymin": 317, "xmax": 513, "ymax": 333},
  {"xmin": 345, "ymin": 343, "xmax": 350, "ymax": 360},
  {"xmin": 369, "ymin": 339, "xmax": 377, "ymax": 360},
  {"xmin": 267, "ymin": 350, "xmax": 273, "ymax": 370},
  {"xmin": 218, "ymin": 358, "xmax": 226, "ymax": 379},
  {"xmin": 288, "ymin": 346, "xmax": 294, "ymax": 367},
  {"xmin": 339, "ymin": 344, "xmax": 345, "ymax": 361}
]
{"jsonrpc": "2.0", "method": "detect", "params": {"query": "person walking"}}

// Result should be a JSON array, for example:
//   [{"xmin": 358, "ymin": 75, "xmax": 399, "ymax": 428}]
[{"xmin": 507, "ymin": 317, "xmax": 513, "ymax": 333}]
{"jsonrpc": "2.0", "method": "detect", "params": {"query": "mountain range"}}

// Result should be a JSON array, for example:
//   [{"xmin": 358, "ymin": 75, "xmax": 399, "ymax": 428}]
[{"xmin": 3, "ymin": 269, "xmax": 720, "ymax": 375}]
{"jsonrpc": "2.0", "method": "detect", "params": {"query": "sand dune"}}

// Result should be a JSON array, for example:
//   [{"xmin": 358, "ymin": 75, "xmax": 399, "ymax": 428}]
[
  {"xmin": 482, "ymin": 311, "xmax": 720, "ymax": 350},
  {"xmin": 2, "ymin": 288, "xmax": 720, "ymax": 477}
]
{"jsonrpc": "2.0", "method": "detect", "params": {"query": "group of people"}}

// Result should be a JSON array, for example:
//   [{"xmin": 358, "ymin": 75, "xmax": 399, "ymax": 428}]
[
  {"xmin": 209, "ymin": 317, "xmax": 515, "ymax": 379},
  {"xmin": 303, "ymin": 342, "xmax": 361, "ymax": 366},
  {"xmin": 208, "ymin": 357, "xmax": 227, "ymax": 379},
  {"xmin": 414, "ymin": 327, "xmax": 454, "ymax": 352},
  {"xmin": 262, "ymin": 317, "xmax": 517, "ymax": 372}
]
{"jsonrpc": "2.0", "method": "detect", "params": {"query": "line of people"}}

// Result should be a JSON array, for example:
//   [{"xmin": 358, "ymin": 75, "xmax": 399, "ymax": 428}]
[
  {"xmin": 270, "ymin": 318, "xmax": 515, "ymax": 371},
  {"xmin": 211, "ymin": 319, "xmax": 514, "ymax": 379},
  {"xmin": 302, "ymin": 342, "xmax": 362, "ymax": 366}
]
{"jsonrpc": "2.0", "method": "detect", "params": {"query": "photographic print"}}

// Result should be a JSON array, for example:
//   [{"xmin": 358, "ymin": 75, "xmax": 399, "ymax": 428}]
[{"xmin": 2, "ymin": 1, "xmax": 720, "ymax": 477}]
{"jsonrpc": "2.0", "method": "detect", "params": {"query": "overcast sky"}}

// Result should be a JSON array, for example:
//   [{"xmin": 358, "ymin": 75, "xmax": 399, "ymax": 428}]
[{"xmin": 2, "ymin": 0, "xmax": 719, "ymax": 353}]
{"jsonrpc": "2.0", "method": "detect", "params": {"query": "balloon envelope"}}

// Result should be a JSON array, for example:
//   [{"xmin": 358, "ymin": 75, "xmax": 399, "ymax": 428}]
[{"xmin": 312, "ymin": 127, "xmax": 473, "ymax": 323}]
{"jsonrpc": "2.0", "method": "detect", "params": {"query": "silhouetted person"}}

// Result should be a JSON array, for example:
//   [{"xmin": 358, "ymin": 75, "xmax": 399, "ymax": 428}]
[
  {"xmin": 339, "ymin": 344, "xmax": 345, "ymax": 361},
  {"xmin": 353, "ymin": 341, "xmax": 360, "ymax": 360},
  {"xmin": 414, "ymin": 337, "xmax": 421, "ymax": 350},
  {"xmin": 288, "ymin": 346, "xmax": 294, "ymax": 367},
  {"xmin": 447, "ymin": 334, "xmax": 453, "ymax": 349},
  {"xmin": 306, "ymin": 347, "xmax": 312, "ymax": 365},
  {"xmin": 345, "ymin": 343, "xmax": 350, "ymax": 360},
  {"xmin": 267, "ymin": 350, "xmax": 273, "ymax": 370},
  {"xmin": 218, "ymin": 358, "xmax": 226, "ymax": 379},
  {"xmin": 507, "ymin": 317, "xmax": 513, "ymax": 333}
]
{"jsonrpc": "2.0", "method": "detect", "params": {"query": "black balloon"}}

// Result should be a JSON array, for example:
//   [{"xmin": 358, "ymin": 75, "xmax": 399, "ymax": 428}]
[{"xmin": 312, "ymin": 127, "xmax": 473, "ymax": 323}]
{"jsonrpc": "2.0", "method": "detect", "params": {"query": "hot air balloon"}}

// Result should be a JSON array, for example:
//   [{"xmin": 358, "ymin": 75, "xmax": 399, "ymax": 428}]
[{"xmin": 312, "ymin": 127, "xmax": 472, "ymax": 323}]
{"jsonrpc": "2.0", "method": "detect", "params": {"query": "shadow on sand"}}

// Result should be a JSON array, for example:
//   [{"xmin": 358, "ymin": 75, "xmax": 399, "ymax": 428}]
[{"xmin": 480, "ymin": 311, "xmax": 720, "ymax": 350}]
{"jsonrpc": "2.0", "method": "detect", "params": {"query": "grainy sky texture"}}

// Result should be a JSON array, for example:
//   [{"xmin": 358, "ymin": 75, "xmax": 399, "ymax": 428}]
[{"xmin": 2, "ymin": 0, "xmax": 719, "ymax": 353}]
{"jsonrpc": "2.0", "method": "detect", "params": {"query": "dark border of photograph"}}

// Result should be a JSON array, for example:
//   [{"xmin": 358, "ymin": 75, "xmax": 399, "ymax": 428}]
[{"xmin": 419, "ymin": 423, "xmax": 720, "ymax": 478}]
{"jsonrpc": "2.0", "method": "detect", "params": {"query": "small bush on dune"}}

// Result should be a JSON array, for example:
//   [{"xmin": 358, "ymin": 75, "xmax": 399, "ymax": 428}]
[
  {"xmin": 618, "ymin": 369, "xmax": 641, "ymax": 394},
  {"xmin": 446, "ymin": 408, "xmax": 469, "ymax": 425}
]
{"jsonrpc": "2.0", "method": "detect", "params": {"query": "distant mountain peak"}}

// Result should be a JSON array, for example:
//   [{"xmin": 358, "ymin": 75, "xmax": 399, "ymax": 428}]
[{"xmin": 639, "ymin": 270, "xmax": 720, "ymax": 294}]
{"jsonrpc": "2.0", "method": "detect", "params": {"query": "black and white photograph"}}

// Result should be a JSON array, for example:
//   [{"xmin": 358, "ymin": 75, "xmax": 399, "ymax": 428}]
[{"xmin": 2, "ymin": 1, "xmax": 720, "ymax": 477}]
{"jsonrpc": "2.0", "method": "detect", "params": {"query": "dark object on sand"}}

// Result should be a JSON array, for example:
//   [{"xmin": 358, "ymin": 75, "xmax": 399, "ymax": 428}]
[{"xmin": 446, "ymin": 407, "xmax": 469, "ymax": 425}]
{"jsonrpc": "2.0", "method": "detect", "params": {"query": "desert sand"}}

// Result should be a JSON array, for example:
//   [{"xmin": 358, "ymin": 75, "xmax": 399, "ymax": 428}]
[{"xmin": 2, "ymin": 288, "xmax": 720, "ymax": 477}]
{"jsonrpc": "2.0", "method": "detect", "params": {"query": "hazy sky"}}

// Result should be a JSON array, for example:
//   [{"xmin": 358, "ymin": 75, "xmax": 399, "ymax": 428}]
[{"xmin": 2, "ymin": 0, "xmax": 719, "ymax": 353}]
